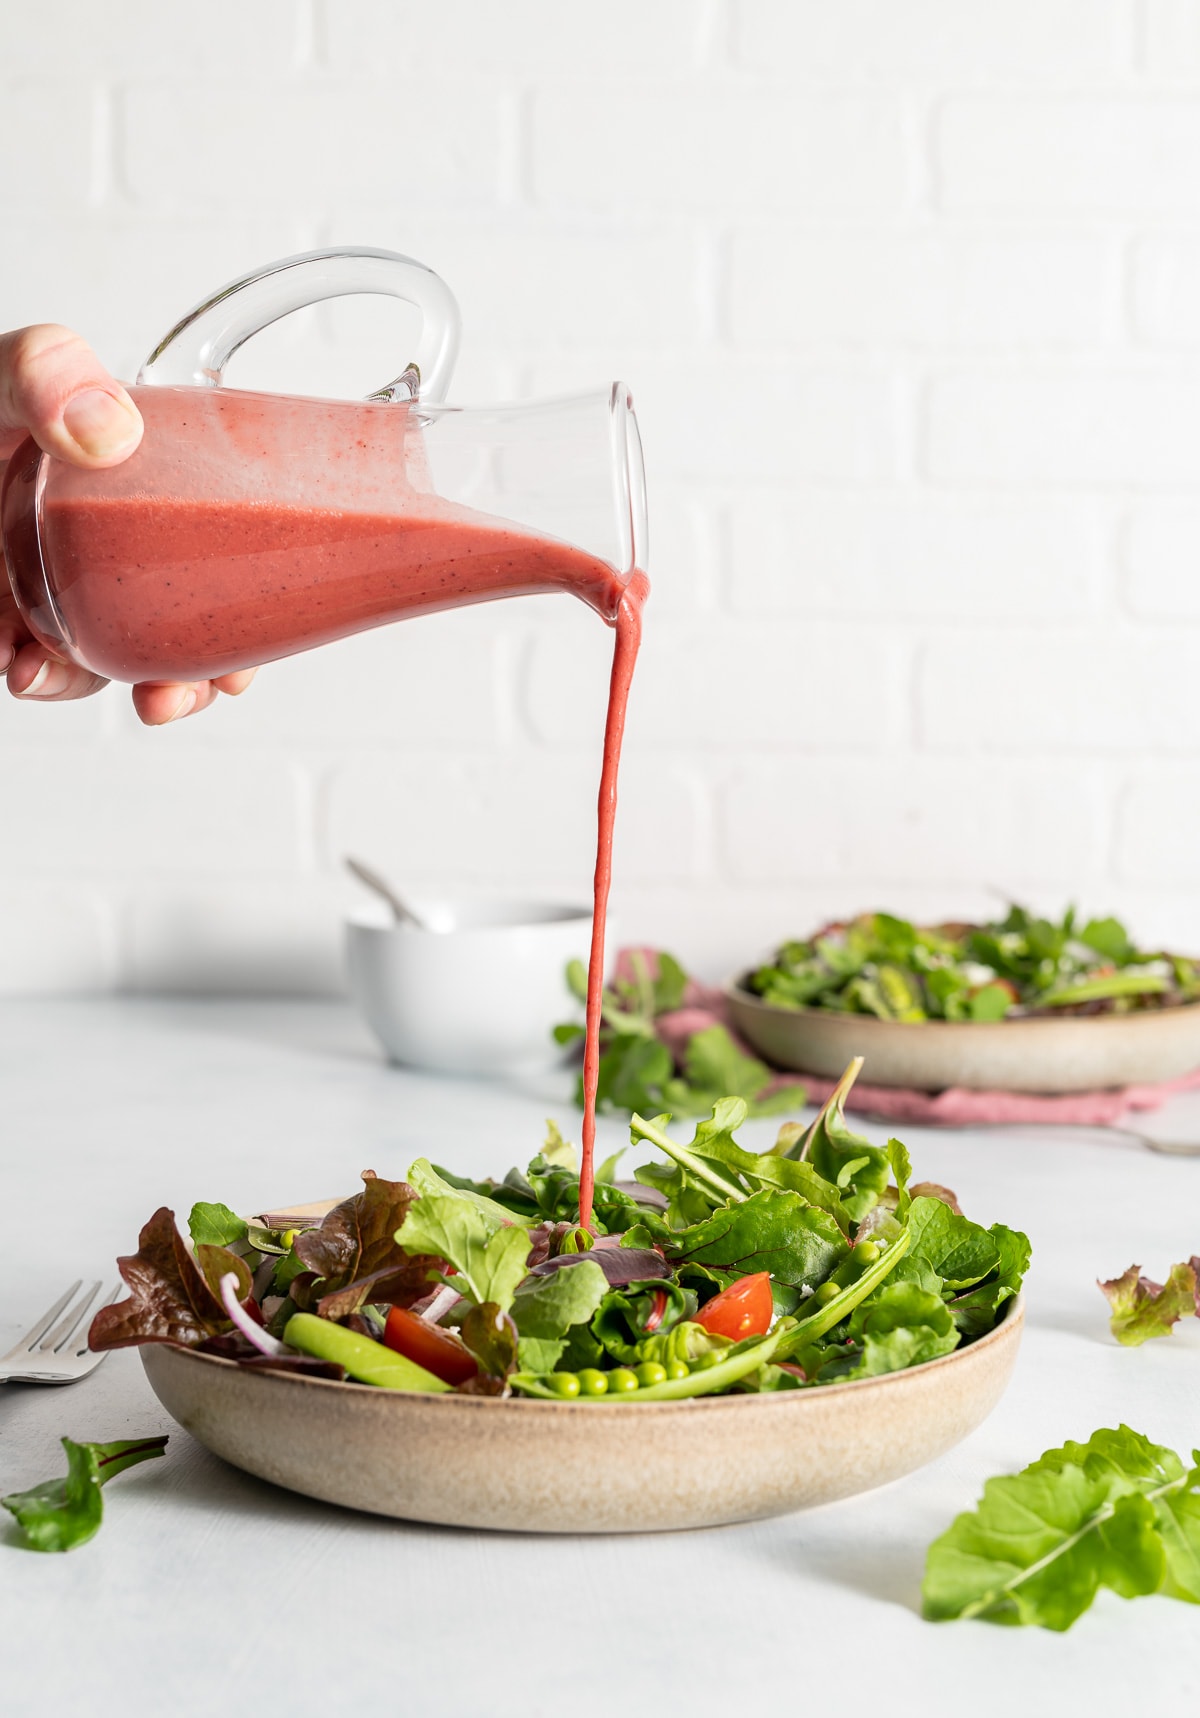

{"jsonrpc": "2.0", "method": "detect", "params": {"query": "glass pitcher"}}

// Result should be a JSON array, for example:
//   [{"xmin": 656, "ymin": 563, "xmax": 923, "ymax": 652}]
[{"xmin": 0, "ymin": 247, "xmax": 648, "ymax": 684}]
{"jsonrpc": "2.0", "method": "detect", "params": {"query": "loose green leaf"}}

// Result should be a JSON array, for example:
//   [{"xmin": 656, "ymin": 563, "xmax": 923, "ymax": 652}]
[
  {"xmin": 923, "ymin": 1425, "xmax": 1199, "ymax": 1629},
  {"xmin": 186, "ymin": 1202, "xmax": 247, "ymax": 1248},
  {"xmin": 3, "ymin": 1435, "xmax": 168, "ymax": 1553},
  {"xmin": 1099, "ymin": 1258, "xmax": 1199, "ymax": 1346}
]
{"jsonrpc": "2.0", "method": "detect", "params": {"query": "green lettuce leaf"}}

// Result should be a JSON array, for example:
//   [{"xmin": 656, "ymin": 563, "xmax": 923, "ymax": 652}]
[
  {"xmin": 905, "ymin": 1196, "xmax": 1000, "ymax": 1291},
  {"xmin": 511, "ymin": 1258, "xmax": 609, "ymax": 1372},
  {"xmin": 923, "ymin": 1425, "xmax": 1200, "ymax": 1629},
  {"xmin": 3, "ymin": 1435, "xmax": 168, "ymax": 1553},
  {"xmin": 395, "ymin": 1195, "xmax": 531, "ymax": 1313},
  {"xmin": 186, "ymin": 1202, "xmax": 247, "ymax": 1248},
  {"xmin": 669, "ymin": 1188, "xmax": 846, "ymax": 1288},
  {"xmin": 948, "ymin": 1224, "xmax": 1032, "ymax": 1338},
  {"xmin": 1099, "ymin": 1259, "xmax": 1199, "ymax": 1346}
]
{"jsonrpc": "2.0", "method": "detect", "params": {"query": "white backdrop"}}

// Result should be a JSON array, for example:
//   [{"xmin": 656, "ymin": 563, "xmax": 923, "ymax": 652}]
[{"xmin": 3, "ymin": 0, "xmax": 1200, "ymax": 994}]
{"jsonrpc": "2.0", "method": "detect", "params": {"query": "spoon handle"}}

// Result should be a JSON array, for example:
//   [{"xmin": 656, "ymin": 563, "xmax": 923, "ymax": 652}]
[{"xmin": 344, "ymin": 856, "xmax": 425, "ymax": 929}]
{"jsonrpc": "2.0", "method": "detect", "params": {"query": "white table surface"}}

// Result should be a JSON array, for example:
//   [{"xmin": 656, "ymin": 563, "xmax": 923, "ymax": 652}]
[{"xmin": 3, "ymin": 997, "xmax": 1198, "ymax": 1716}]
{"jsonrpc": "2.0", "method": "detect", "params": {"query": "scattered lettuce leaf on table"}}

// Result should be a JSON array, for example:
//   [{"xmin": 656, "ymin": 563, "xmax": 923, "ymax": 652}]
[
  {"xmin": 3, "ymin": 1435, "xmax": 168, "ymax": 1553},
  {"xmin": 1099, "ymin": 1258, "xmax": 1200, "ymax": 1345},
  {"xmin": 924, "ymin": 1426, "xmax": 1200, "ymax": 1629}
]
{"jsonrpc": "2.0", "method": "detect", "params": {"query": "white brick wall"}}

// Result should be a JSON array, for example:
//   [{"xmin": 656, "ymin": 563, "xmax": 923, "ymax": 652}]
[{"xmin": 3, "ymin": 0, "xmax": 1200, "ymax": 994}]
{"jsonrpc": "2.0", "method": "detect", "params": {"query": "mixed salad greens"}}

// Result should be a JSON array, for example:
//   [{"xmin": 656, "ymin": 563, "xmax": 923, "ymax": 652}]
[
  {"xmin": 88, "ymin": 1059, "xmax": 1027, "ymax": 1403},
  {"xmin": 747, "ymin": 904, "xmax": 1200, "ymax": 1023},
  {"xmin": 556, "ymin": 950, "xmax": 798, "ymax": 1119}
]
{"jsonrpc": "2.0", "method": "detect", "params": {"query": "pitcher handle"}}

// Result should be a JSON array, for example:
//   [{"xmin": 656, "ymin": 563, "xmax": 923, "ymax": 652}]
[{"xmin": 137, "ymin": 245, "xmax": 461, "ymax": 403}]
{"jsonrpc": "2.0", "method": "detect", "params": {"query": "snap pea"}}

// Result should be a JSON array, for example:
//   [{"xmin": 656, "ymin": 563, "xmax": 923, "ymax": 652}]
[
  {"xmin": 635, "ymin": 1361, "xmax": 667, "ymax": 1388},
  {"xmin": 778, "ymin": 1228, "xmax": 911, "ymax": 1353},
  {"xmin": 284, "ymin": 1313, "xmax": 451, "ymax": 1392},
  {"xmin": 578, "ymin": 1368, "xmax": 609, "ymax": 1397},
  {"xmin": 608, "ymin": 1367, "xmax": 639, "ymax": 1394}
]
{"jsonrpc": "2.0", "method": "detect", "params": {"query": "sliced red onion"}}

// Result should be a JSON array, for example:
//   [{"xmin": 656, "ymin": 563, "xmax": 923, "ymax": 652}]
[
  {"xmin": 418, "ymin": 1284, "xmax": 462, "ymax": 1325},
  {"xmin": 219, "ymin": 1272, "xmax": 285, "ymax": 1357}
]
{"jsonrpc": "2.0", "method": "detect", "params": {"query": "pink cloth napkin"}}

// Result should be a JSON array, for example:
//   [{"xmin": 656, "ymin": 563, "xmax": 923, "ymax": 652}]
[{"xmin": 616, "ymin": 947, "xmax": 1200, "ymax": 1128}]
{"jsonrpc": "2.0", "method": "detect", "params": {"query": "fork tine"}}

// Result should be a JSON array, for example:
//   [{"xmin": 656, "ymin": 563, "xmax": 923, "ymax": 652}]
[
  {"xmin": 1, "ymin": 1280, "xmax": 82, "ymax": 1361},
  {"xmin": 64, "ymin": 1284, "xmax": 120, "ymax": 1358},
  {"xmin": 40, "ymin": 1281, "xmax": 103, "ymax": 1353}
]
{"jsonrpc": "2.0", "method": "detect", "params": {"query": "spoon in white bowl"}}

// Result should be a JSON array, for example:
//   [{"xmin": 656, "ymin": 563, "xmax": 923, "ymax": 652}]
[{"xmin": 344, "ymin": 855, "xmax": 427, "ymax": 930}]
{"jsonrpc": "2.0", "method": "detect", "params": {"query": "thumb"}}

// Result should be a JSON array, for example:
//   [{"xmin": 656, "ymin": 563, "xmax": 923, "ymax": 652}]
[{"xmin": 0, "ymin": 324, "xmax": 143, "ymax": 468}]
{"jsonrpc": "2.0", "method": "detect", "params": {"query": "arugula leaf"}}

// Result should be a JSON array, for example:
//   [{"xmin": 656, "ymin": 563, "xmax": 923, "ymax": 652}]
[
  {"xmin": 3, "ymin": 1435, "xmax": 168, "ymax": 1553},
  {"xmin": 790, "ymin": 1059, "xmax": 889, "ymax": 1222},
  {"xmin": 1099, "ymin": 1258, "xmax": 1199, "ymax": 1345},
  {"xmin": 88, "ymin": 1207, "xmax": 233, "ymax": 1349},
  {"xmin": 395, "ymin": 1195, "xmax": 531, "ymax": 1313},
  {"xmin": 187, "ymin": 1202, "xmax": 247, "ymax": 1248},
  {"xmin": 923, "ymin": 1426, "xmax": 1200, "ymax": 1629},
  {"xmin": 630, "ymin": 1102, "xmax": 852, "ymax": 1236},
  {"xmin": 669, "ymin": 1189, "xmax": 846, "ymax": 1288}
]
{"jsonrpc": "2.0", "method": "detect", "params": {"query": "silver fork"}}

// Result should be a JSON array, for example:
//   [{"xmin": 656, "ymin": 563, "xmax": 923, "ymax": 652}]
[{"xmin": 0, "ymin": 1281, "xmax": 119, "ymax": 1384}]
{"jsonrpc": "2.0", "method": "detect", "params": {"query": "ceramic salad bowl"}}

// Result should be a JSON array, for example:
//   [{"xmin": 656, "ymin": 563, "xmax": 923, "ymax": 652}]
[
  {"xmin": 141, "ymin": 1294, "xmax": 1022, "ymax": 1534},
  {"xmin": 727, "ymin": 982, "xmax": 1200, "ymax": 1094}
]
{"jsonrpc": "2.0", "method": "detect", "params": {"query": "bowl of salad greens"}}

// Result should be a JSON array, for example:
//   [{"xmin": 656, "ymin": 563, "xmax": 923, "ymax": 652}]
[
  {"xmin": 729, "ymin": 906, "xmax": 1200, "ymax": 1094},
  {"xmin": 93, "ymin": 1064, "xmax": 1027, "ymax": 1533}
]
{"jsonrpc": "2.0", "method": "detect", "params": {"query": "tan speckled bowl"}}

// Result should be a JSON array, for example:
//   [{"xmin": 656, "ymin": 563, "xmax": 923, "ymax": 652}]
[
  {"xmin": 727, "ymin": 979, "xmax": 1200, "ymax": 1093},
  {"xmin": 141, "ymin": 1295, "xmax": 1022, "ymax": 1533}
]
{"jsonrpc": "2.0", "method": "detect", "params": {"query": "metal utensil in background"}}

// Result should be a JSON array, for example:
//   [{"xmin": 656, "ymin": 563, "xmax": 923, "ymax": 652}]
[{"xmin": 344, "ymin": 856, "xmax": 427, "ymax": 930}]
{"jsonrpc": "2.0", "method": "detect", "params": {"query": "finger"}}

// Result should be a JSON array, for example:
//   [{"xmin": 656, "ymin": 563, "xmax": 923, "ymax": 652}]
[
  {"xmin": 7, "ymin": 640, "xmax": 108, "ymax": 701},
  {"xmin": 0, "ymin": 324, "xmax": 143, "ymax": 468},
  {"xmin": 131, "ymin": 680, "xmax": 219, "ymax": 726},
  {"xmin": 211, "ymin": 667, "xmax": 259, "ymax": 696}
]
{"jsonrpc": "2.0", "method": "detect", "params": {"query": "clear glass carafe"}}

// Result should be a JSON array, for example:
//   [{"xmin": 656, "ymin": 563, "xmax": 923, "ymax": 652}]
[{"xmin": 1, "ymin": 248, "xmax": 647, "ymax": 683}]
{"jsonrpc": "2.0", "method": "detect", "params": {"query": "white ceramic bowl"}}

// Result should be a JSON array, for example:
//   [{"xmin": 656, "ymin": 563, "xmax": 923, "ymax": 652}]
[{"xmin": 346, "ymin": 898, "xmax": 593, "ymax": 1076}]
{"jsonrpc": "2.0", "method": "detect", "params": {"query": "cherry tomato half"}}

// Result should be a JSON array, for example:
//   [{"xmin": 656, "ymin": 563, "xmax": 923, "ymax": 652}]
[
  {"xmin": 383, "ymin": 1305, "xmax": 478, "ymax": 1386},
  {"xmin": 692, "ymin": 1272, "xmax": 773, "ymax": 1341}
]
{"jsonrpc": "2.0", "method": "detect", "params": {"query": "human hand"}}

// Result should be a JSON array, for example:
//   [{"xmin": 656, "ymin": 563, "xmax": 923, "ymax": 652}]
[{"xmin": 0, "ymin": 324, "xmax": 257, "ymax": 723}]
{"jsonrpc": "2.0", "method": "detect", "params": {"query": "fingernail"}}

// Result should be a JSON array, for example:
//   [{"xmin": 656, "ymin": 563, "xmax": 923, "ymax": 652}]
[
  {"xmin": 62, "ymin": 388, "xmax": 142, "ymax": 460},
  {"xmin": 170, "ymin": 689, "xmax": 197, "ymax": 721},
  {"xmin": 0, "ymin": 641, "xmax": 13, "ymax": 674},
  {"xmin": 20, "ymin": 659, "xmax": 70, "ymax": 698}
]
